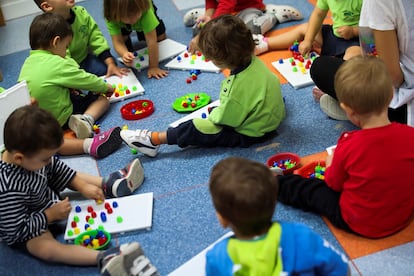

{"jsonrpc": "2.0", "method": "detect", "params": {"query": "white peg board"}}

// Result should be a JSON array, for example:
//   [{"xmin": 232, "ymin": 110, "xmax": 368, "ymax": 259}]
[
  {"xmin": 64, "ymin": 192, "xmax": 153, "ymax": 240},
  {"xmin": 169, "ymin": 100, "xmax": 220, "ymax": 128},
  {"xmin": 165, "ymin": 51, "xmax": 221, "ymax": 73},
  {"xmin": 272, "ymin": 56, "xmax": 316, "ymax": 89},
  {"xmin": 118, "ymin": 39, "xmax": 187, "ymax": 71},
  {"xmin": 102, "ymin": 71, "xmax": 145, "ymax": 103}
]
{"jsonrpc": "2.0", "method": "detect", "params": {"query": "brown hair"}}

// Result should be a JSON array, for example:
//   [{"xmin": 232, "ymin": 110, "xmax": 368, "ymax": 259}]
[
  {"xmin": 209, "ymin": 157, "xmax": 278, "ymax": 236},
  {"xmin": 335, "ymin": 56, "xmax": 393, "ymax": 115},
  {"xmin": 104, "ymin": 0, "xmax": 150, "ymax": 22},
  {"xmin": 4, "ymin": 105, "xmax": 63, "ymax": 157},
  {"xmin": 198, "ymin": 15, "xmax": 254, "ymax": 69},
  {"xmin": 29, "ymin": 13, "xmax": 73, "ymax": 50}
]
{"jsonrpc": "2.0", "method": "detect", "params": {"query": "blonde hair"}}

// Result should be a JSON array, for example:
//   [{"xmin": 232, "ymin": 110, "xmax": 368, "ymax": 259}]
[
  {"xmin": 104, "ymin": 0, "xmax": 150, "ymax": 22},
  {"xmin": 335, "ymin": 56, "xmax": 393, "ymax": 115}
]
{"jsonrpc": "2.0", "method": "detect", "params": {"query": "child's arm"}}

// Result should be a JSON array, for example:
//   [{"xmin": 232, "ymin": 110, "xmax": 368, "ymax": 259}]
[
  {"xmin": 111, "ymin": 34, "xmax": 136, "ymax": 67},
  {"xmin": 144, "ymin": 29, "xmax": 168, "ymax": 79},
  {"xmin": 299, "ymin": 6, "xmax": 327, "ymax": 57},
  {"xmin": 67, "ymin": 174, "xmax": 105, "ymax": 202}
]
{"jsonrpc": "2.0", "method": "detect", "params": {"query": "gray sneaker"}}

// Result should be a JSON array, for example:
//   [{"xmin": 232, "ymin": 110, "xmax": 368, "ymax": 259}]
[
  {"xmin": 319, "ymin": 94, "xmax": 348, "ymax": 121},
  {"xmin": 99, "ymin": 242, "xmax": 141, "ymax": 276},
  {"xmin": 105, "ymin": 158, "xmax": 145, "ymax": 198},
  {"xmin": 68, "ymin": 114, "xmax": 93, "ymax": 139}
]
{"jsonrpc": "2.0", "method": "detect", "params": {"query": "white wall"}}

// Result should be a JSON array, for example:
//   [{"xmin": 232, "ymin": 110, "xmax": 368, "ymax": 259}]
[
  {"xmin": 0, "ymin": 0, "xmax": 39, "ymax": 21},
  {"xmin": 0, "ymin": 0, "xmax": 84, "ymax": 21}
]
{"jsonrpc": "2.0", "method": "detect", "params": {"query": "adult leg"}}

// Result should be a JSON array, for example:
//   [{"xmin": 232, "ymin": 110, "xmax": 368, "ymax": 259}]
[{"xmin": 277, "ymin": 174, "xmax": 351, "ymax": 231}]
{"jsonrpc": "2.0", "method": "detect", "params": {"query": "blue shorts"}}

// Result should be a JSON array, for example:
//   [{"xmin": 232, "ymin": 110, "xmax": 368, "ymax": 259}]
[
  {"xmin": 79, "ymin": 54, "xmax": 108, "ymax": 77},
  {"xmin": 321, "ymin": 25, "xmax": 359, "ymax": 58}
]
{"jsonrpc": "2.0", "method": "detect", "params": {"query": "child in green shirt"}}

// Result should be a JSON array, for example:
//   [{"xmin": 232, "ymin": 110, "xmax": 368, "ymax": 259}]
[
  {"xmin": 19, "ymin": 13, "xmax": 121, "ymax": 159},
  {"xmin": 120, "ymin": 15, "xmax": 285, "ymax": 157},
  {"xmin": 104, "ymin": 0, "xmax": 168, "ymax": 80},
  {"xmin": 34, "ymin": 0, "xmax": 128, "ymax": 78}
]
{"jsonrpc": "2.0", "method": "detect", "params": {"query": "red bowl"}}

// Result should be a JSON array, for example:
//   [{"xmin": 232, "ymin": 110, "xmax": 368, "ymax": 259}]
[
  {"xmin": 120, "ymin": 100, "xmax": 154, "ymax": 120},
  {"xmin": 294, "ymin": 160, "xmax": 326, "ymax": 179},
  {"xmin": 266, "ymin": 152, "xmax": 301, "ymax": 175}
]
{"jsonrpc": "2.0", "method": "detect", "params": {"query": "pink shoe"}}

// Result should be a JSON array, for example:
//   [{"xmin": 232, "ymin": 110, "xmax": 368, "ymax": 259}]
[
  {"xmin": 312, "ymin": 86, "xmax": 325, "ymax": 102},
  {"xmin": 89, "ymin": 127, "xmax": 122, "ymax": 159}
]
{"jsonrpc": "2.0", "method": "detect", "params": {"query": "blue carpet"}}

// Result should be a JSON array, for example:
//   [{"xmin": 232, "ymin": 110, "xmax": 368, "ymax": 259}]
[{"xmin": 0, "ymin": 0, "xmax": 361, "ymax": 275}]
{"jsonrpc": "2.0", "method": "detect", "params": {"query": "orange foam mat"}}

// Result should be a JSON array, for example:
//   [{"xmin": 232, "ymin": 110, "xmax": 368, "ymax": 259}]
[{"xmin": 300, "ymin": 152, "xmax": 414, "ymax": 259}]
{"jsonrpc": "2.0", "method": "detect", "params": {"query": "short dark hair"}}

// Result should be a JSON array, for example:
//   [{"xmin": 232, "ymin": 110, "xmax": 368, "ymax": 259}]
[
  {"xmin": 198, "ymin": 15, "xmax": 254, "ymax": 69},
  {"xmin": 209, "ymin": 157, "xmax": 278, "ymax": 236},
  {"xmin": 335, "ymin": 56, "xmax": 393, "ymax": 115},
  {"xmin": 104, "ymin": 0, "xmax": 150, "ymax": 22},
  {"xmin": 29, "ymin": 13, "xmax": 73, "ymax": 50},
  {"xmin": 4, "ymin": 105, "xmax": 63, "ymax": 157}
]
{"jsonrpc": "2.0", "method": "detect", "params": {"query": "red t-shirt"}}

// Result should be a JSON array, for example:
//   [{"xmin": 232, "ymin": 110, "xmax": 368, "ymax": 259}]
[
  {"xmin": 325, "ymin": 122, "xmax": 414, "ymax": 238},
  {"xmin": 205, "ymin": 0, "xmax": 265, "ymax": 18}
]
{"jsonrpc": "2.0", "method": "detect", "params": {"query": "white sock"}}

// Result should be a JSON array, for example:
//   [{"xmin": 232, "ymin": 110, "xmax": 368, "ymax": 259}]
[
  {"xmin": 83, "ymin": 114, "xmax": 95, "ymax": 127},
  {"xmin": 83, "ymin": 138, "xmax": 93, "ymax": 154}
]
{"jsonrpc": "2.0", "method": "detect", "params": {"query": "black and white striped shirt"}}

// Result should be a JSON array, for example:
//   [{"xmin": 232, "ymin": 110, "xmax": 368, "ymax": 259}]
[{"xmin": 0, "ymin": 156, "xmax": 76, "ymax": 245}]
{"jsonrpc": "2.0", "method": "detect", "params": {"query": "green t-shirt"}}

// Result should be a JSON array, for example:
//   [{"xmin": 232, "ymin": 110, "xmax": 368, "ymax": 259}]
[
  {"xmin": 0, "ymin": 87, "xmax": 4, "ymax": 94},
  {"xmin": 18, "ymin": 50, "xmax": 108, "ymax": 126},
  {"xmin": 317, "ymin": 0, "xmax": 362, "ymax": 37},
  {"xmin": 194, "ymin": 56, "xmax": 285, "ymax": 137},
  {"xmin": 68, "ymin": 6, "xmax": 111, "ymax": 64},
  {"xmin": 105, "ymin": 5, "xmax": 159, "ymax": 36}
]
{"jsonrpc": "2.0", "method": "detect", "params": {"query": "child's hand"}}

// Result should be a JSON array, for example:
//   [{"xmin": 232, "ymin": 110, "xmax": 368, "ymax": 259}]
[
  {"xmin": 104, "ymin": 84, "xmax": 115, "ymax": 97},
  {"xmin": 106, "ymin": 63, "xmax": 130, "ymax": 78},
  {"xmin": 80, "ymin": 184, "xmax": 105, "ymax": 202},
  {"xmin": 299, "ymin": 40, "xmax": 313, "ymax": 57},
  {"xmin": 188, "ymin": 35, "xmax": 200, "ymax": 54},
  {"xmin": 122, "ymin": 52, "xmax": 135, "ymax": 67},
  {"xmin": 336, "ymin": 26, "xmax": 355, "ymax": 40},
  {"xmin": 147, "ymin": 67, "xmax": 168, "ymax": 79},
  {"xmin": 196, "ymin": 15, "xmax": 211, "ymax": 27},
  {"xmin": 44, "ymin": 197, "xmax": 72, "ymax": 222}
]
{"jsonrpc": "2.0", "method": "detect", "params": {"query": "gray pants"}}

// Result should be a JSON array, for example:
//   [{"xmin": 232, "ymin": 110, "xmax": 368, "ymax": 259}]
[{"xmin": 238, "ymin": 8, "xmax": 277, "ymax": 35}]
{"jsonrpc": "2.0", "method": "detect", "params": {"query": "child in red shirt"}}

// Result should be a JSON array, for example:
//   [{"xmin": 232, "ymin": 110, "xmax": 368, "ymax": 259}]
[{"xmin": 278, "ymin": 56, "xmax": 414, "ymax": 238}]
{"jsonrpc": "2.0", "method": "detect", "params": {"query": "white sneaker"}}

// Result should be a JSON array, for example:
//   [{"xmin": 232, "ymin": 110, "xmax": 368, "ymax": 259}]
[
  {"xmin": 68, "ymin": 114, "xmax": 93, "ymax": 139},
  {"xmin": 319, "ymin": 94, "xmax": 348, "ymax": 121},
  {"xmin": 183, "ymin": 8, "xmax": 204, "ymax": 27},
  {"xmin": 266, "ymin": 4, "xmax": 303, "ymax": 24},
  {"xmin": 121, "ymin": 129, "xmax": 160, "ymax": 157},
  {"xmin": 253, "ymin": 34, "xmax": 269, "ymax": 55}
]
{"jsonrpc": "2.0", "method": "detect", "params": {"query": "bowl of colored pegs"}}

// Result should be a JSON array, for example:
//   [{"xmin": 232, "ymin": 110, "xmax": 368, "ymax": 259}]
[
  {"xmin": 267, "ymin": 152, "xmax": 301, "ymax": 175},
  {"xmin": 294, "ymin": 161, "xmax": 326, "ymax": 179},
  {"xmin": 74, "ymin": 229, "xmax": 111, "ymax": 250}
]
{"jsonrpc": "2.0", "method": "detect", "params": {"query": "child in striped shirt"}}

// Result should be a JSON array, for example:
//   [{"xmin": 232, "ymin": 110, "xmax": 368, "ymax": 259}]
[{"xmin": 0, "ymin": 105, "xmax": 157, "ymax": 275}]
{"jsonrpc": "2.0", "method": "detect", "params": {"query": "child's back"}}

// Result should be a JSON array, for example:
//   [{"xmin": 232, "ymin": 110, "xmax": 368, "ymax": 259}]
[
  {"xmin": 207, "ymin": 157, "xmax": 349, "ymax": 275},
  {"xmin": 326, "ymin": 122, "xmax": 414, "ymax": 237}
]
